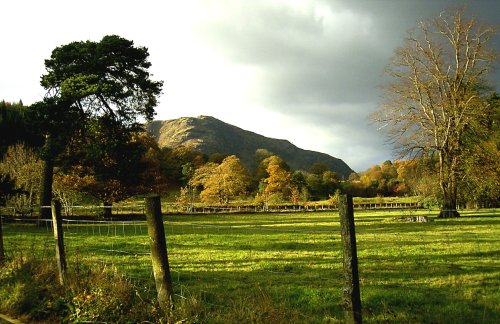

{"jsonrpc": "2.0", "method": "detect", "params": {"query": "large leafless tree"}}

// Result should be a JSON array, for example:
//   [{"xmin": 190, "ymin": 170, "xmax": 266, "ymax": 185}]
[{"xmin": 374, "ymin": 8, "xmax": 497, "ymax": 218}]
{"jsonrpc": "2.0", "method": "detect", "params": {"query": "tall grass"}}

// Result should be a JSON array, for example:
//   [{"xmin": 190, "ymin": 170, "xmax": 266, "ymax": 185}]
[{"xmin": 1, "ymin": 208, "xmax": 499, "ymax": 323}]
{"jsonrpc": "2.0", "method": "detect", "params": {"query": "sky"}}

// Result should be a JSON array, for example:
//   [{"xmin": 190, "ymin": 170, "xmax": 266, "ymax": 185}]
[{"xmin": 1, "ymin": 0, "xmax": 499, "ymax": 172}]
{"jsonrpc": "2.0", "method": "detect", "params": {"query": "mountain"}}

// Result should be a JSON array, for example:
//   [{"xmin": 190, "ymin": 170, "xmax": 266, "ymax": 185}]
[{"xmin": 146, "ymin": 116, "xmax": 354, "ymax": 178}]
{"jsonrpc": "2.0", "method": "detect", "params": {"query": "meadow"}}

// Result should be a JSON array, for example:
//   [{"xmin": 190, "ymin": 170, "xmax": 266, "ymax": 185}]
[{"xmin": 1, "ymin": 208, "xmax": 499, "ymax": 323}]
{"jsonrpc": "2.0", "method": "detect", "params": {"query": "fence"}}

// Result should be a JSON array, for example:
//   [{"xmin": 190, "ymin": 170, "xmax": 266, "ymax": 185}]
[
  {"xmin": 0, "ymin": 198, "xmax": 356, "ymax": 321},
  {"xmin": 0, "ymin": 201, "xmax": 422, "ymax": 218},
  {"xmin": 184, "ymin": 202, "xmax": 422, "ymax": 213},
  {"xmin": 0, "ymin": 205, "xmax": 146, "ymax": 218},
  {"xmin": 1, "ymin": 203, "xmax": 497, "ymax": 322}
]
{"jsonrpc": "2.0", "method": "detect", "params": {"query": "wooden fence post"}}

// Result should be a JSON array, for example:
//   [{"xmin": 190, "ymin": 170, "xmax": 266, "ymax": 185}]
[
  {"xmin": 339, "ymin": 194, "xmax": 362, "ymax": 324},
  {"xmin": 0, "ymin": 216, "xmax": 5, "ymax": 264},
  {"xmin": 51, "ymin": 200, "xmax": 67, "ymax": 285},
  {"xmin": 145, "ymin": 195, "xmax": 174, "ymax": 313}
]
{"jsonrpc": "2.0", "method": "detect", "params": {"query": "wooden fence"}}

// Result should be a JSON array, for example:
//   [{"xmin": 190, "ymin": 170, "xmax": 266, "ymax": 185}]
[{"xmin": 0, "ymin": 202, "xmax": 422, "ymax": 218}]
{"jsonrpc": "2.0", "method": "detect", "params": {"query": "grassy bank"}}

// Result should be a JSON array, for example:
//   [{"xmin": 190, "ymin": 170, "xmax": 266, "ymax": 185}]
[{"xmin": 1, "ymin": 209, "xmax": 499, "ymax": 322}]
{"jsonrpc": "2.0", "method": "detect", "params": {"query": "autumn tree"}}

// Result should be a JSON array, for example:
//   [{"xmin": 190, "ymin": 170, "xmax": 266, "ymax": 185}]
[
  {"xmin": 258, "ymin": 155, "xmax": 298, "ymax": 204},
  {"xmin": 190, "ymin": 163, "xmax": 217, "ymax": 191},
  {"xmin": 133, "ymin": 132, "xmax": 170, "ymax": 195},
  {"xmin": 190, "ymin": 155, "xmax": 249, "ymax": 205},
  {"xmin": 397, "ymin": 157, "xmax": 440, "ymax": 204},
  {"xmin": 53, "ymin": 165, "xmax": 96, "ymax": 215},
  {"xmin": 35, "ymin": 35, "xmax": 163, "ymax": 217},
  {"xmin": 251, "ymin": 149, "xmax": 280, "ymax": 191},
  {"xmin": 374, "ymin": 7, "xmax": 498, "ymax": 217}
]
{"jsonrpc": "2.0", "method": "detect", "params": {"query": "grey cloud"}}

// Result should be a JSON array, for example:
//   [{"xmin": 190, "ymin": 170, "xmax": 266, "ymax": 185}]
[
  {"xmin": 202, "ymin": 2, "xmax": 388, "ymax": 109},
  {"xmin": 196, "ymin": 0, "xmax": 499, "ymax": 170}
]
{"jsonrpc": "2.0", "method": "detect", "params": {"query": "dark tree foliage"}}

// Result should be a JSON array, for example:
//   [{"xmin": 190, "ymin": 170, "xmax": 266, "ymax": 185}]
[
  {"xmin": 458, "ymin": 92, "xmax": 500, "ymax": 207},
  {"xmin": 0, "ymin": 101, "xmax": 44, "ymax": 206},
  {"xmin": 0, "ymin": 175, "xmax": 17, "ymax": 206},
  {"xmin": 0, "ymin": 100, "xmax": 41, "ymax": 156},
  {"xmin": 41, "ymin": 35, "xmax": 163, "ymax": 127},
  {"xmin": 77, "ymin": 117, "xmax": 149, "ymax": 216},
  {"xmin": 84, "ymin": 118, "xmax": 146, "ymax": 185},
  {"xmin": 33, "ymin": 35, "xmax": 163, "ymax": 216},
  {"xmin": 29, "ymin": 97, "xmax": 80, "ymax": 159}
]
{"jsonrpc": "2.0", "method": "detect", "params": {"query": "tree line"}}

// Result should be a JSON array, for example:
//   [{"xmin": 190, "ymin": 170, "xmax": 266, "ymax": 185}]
[{"xmin": 2, "ymin": 101, "xmax": 497, "ymax": 213}]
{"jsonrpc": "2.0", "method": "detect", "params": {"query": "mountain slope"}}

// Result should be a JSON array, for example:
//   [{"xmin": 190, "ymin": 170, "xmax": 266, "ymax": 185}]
[{"xmin": 146, "ymin": 116, "xmax": 354, "ymax": 178}]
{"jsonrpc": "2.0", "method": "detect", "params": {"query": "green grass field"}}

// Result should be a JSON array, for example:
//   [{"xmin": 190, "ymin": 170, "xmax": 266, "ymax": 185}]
[{"xmin": 2, "ymin": 208, "xmax": 499, "ymax": 323}]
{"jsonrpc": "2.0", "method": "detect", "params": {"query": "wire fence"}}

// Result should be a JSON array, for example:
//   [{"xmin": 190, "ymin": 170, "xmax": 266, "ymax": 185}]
[
  {"xmin": 0, "ymin": 201, "xmax": 423, "ymax": 218},
  {"xmin": 1, "ymin": 207, "xmax": 498, "ymax": 322},
  {"xmin": 1, "ymin": 212, "xmax": 343, "ymax": 318}
]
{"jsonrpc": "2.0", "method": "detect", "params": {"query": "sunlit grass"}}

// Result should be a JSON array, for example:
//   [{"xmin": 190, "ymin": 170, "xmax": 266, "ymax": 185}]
[{"xmin": 2, "ymin": 208, "xmax": 499, "ymax": 323}]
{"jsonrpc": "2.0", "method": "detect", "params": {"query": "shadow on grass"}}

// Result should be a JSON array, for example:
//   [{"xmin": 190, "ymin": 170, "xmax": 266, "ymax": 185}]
[{"xmin": 363, "ymin": 284, "xmax": 499, "ymax": 323}]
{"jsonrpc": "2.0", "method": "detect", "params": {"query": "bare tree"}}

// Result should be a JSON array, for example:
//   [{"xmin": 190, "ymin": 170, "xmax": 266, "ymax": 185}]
[
  {"xmin": 0, "ymin": 144, "xmax": 42, "ymax": 215},
  {"xmin": 374, "ymin": 7, "xmax": 497, "ymax": 218}
]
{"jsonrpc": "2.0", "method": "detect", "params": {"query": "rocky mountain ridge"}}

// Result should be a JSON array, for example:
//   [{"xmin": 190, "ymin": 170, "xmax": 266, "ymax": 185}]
[{"xmin": 146, "ymin": 116, "xmax": 354, "ymax": 178}]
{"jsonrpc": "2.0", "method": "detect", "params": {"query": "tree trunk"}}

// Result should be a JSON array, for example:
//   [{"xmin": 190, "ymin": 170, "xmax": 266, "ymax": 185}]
[
  {"xmin": 102, "ymin": 201, "xmax": 112, "ymax": 219},
  {"xmin": 438, "ymin": 198, "xmax": 460, "ymax": 218},
  {"xmin": 39, "ymin": 156, "xmax": 54, "ymax": 219},
  {"xmin": 0, "ymin": 216, "xmax": 5, "ymax": 264},
  {"xmin": 437, "ymin": 152, "xmax": 460, "ymax": 218}
]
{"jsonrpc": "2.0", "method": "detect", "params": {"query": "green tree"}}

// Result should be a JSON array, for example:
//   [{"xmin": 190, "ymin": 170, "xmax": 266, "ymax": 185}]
[
  {"xmin": 309, "ymin": 162, "xmax": 329, "ymax": 175},
  {"xmin": 161, "ymin": 146, "xmax": 207, "ymax": 187},
  {"xmin": 322, "ymin": 170, "xmax": 341, "ymax": 196},
  {"xmin": 305, "ymin": 173, "xmax": 322, "ymax": 200},
  {"xmin": 34, "ymin": 35, "xmax": 163, "ymax": 217},
  {"xmin": 292, "ymin": 170, "xmax": 309, "ymax": 202},
  {"xmin": 458, "ymin": 93, "xmax": 500, "ymax": 207},
  {"xmin": 374, "ymin": 7, "xmax": 497, "ymax": 217}
]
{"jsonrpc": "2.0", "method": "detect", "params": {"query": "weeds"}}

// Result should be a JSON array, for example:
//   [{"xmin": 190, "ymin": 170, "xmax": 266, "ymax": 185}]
[{"xmin": 0, "ymin": 258, "xmax": 163, "ymax": 323}]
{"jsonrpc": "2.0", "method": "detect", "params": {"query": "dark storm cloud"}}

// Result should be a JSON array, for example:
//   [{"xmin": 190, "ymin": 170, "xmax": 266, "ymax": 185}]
[
  {"xmin": 196, "ymin": 0, "xmax": 499, "ymax": 170},
  {"xmin": 201, "ymin": 0, "xmax": 498, "ymax": 104},
  {"xmin": 202, "ymin": 1, "xmax": 389, "ymax": 108}
]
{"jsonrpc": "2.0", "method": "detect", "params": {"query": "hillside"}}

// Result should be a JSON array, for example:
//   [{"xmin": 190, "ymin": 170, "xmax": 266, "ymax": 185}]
[{"xmin": 146, "ymin": 116, "xmax": 354, "ymax": 178}]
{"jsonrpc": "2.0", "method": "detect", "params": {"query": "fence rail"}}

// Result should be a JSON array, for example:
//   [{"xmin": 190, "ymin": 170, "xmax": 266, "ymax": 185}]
[
  {"xmin": 0, "ymin": 202, "xmax": 422, "ymax": 218},
  {"xmin": 183, "ymin": 202, "xmax": 422, "ymax": 214}
]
